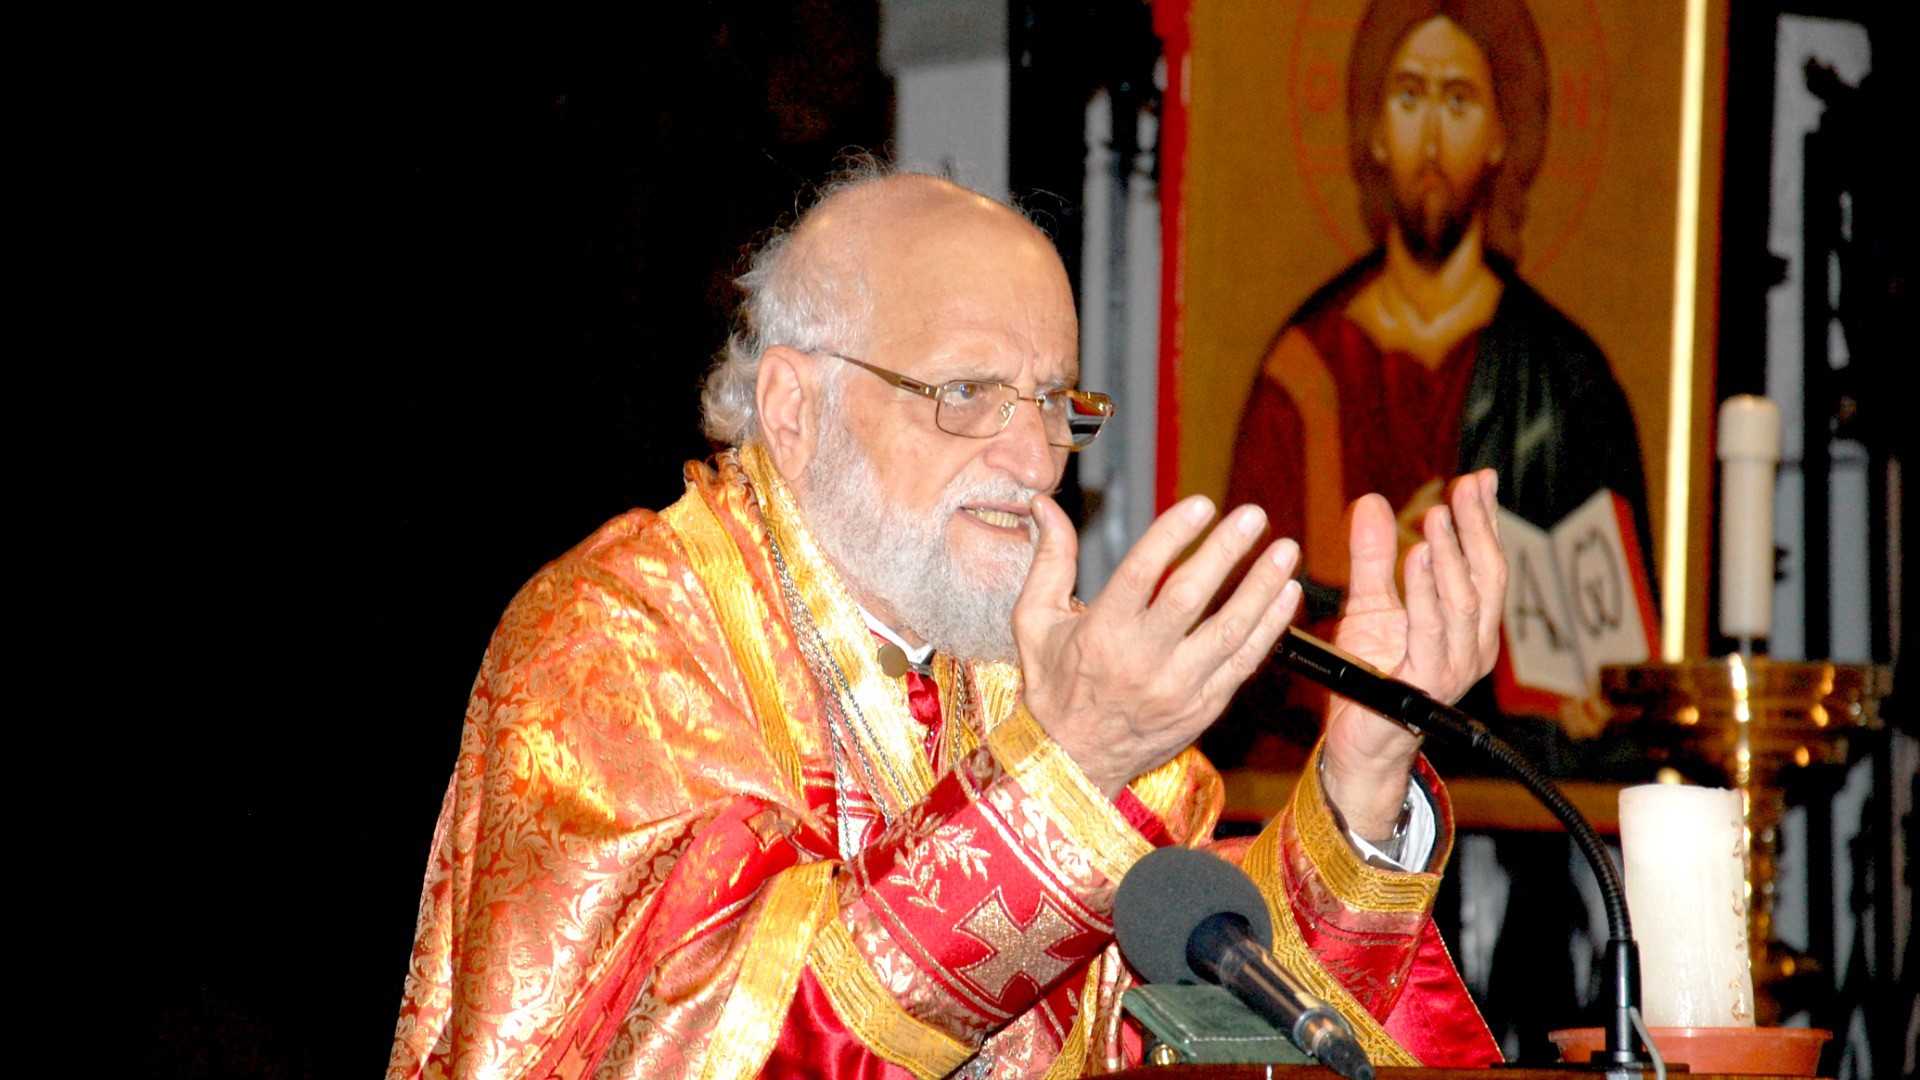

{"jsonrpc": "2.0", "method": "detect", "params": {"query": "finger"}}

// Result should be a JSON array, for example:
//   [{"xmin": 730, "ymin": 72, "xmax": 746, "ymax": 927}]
[
  {"xmin": 1092, "ymin": 494, "xmax": 1218, "ymax": 616},
  {"xmin": 1342, "ymin": 493, "xmax": 1404, "ymax": 617},
  {"xmin": 1449, "ymin": 470, "xmax": 1508, "ymax": 653},
  {"xmin": 1196, "ymin": 545, "xmax": 1303, "ymax": 695},
  {"xmin": 1015, "ymin": 494, "xmax": 1081, "ymax": 622},
  {"xmin": 1175, "ymin": 533, "xmax": 1298, "ymax": 662},
  {"xmin": 1143, "ymin": 504, "xmax": 1270, "ymax": 635},
  {"xmin": 1446, "ymin": 469, "xmax": 1502, "ymax": 554},
  {"xmin": 1400, "ymin": 538, "xmax": 1449, "ymax": 679},
  {"xmin": 1422, "ymin": 503, "xmax": 1480, "ymax": 668}
]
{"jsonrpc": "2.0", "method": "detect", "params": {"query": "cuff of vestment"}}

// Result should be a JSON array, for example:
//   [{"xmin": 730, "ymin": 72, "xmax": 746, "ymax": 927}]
[
  {"xmin": 1291, "ymin": 742, "xmax": 1444, "ymax": 916},
  {"xmin": 985, "ymin": 703, "xmax": 1155, "ymax": 885},
  {"xmin": 806, "ymin": 916, "xmax": 975, "ymax": 1079}
]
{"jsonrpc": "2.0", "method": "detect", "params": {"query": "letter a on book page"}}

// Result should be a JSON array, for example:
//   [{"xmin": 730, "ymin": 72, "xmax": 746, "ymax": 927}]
[{"xmin": 1493, "ymin": 489, "xmax": 1659, "ymax": 718}]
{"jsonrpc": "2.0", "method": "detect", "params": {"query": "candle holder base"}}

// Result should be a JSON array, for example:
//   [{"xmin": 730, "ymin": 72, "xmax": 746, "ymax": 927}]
[{"xmin": 1550, "ymin": 1026, "xmax": 1832, "ymax": 1076}]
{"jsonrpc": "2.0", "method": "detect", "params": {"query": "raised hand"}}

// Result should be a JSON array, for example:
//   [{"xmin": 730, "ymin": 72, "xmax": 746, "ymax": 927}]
[
  {"xmin": 1321, "ymin": 469, "xmax": 1506, "ymax": 840},
  {"xmin": 1015, "ymin": 493, "xmax": 1303, "ymax": 799}
]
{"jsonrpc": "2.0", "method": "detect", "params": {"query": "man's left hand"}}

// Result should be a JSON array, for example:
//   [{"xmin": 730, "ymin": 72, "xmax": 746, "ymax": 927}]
[{"xmin": 1320, "ymin": 469, "xmax": 1506, "ymax": 843}]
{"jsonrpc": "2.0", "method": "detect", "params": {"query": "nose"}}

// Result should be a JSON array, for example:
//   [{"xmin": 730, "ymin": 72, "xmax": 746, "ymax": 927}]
[{"xmin": 984, "ymin": 396, "xmax": 1066, "ymax": 492}]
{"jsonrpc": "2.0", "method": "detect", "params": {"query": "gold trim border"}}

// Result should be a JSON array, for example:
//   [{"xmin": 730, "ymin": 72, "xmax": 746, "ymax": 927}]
[
  {"xmin": 697, "ymin": 861, "xmax": 838, "ymax": 1080},
  {"xmin": 808, "ymin": 917, "xmax": 974, "ymax": 1079},
  {"xmin": 1243, "ymin": 826, "xmax": 1419, "ymax": 1068},
  {"xmin": 662, "ymin": 487, "xmax": 805, "ymax": 799},
  {"xmin": 740, "ymin": 443, "xmax": 935, "ymax": 812},
  {"xmin": 1040, "ymin": 957, "xmax": 1102, "ymax": 1080},
  {"xmin": 985, "ymin": 705, "xmax": 1152, "ymax": 886},
  {"xmin": 1294, "ymin": 745, "xmax": 1439, "ymax": 915},
  {"xmin": 1127, "ymin": 748, "xmax": 1195, "ymax": 824}
]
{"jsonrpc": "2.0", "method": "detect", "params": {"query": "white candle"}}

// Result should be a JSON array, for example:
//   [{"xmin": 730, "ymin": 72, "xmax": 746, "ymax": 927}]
[
  {"xmin": 1717, "ymin": 395, "xmax": 1781, "ymax": 641},
  {"xmin": 1619, "ymin": 783, "xmax": 1755, "ymax": 1027}
]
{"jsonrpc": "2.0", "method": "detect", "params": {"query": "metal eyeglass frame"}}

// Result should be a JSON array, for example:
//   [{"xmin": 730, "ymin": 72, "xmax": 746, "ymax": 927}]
[{"xmin": 823, "ymin": 352, "xmax": 1114, "ymax": 450}]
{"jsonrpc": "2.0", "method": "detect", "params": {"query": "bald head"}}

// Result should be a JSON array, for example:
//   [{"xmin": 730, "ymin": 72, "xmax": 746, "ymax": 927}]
[
  {"xmin": 711, "ymin": 167, "xmax": 1082, "ymax": 657},
  {"xmin": 701, "ymin": 169, "xmax": 1071, "ymax": 446}
]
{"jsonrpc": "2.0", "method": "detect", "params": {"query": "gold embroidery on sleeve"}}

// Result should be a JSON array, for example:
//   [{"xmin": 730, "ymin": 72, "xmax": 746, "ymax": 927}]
[
  {"xmin": 1294, "ymin": 745, "xmax": 1439, "ymax": 914},
  {"xmin": 1243, "ymin": 826, "xmax": 1420, "ymax": 1067},
  {"xmin": 808, "ymin": 918, "xmax": 974, "ymax": 1079},
  {"xmin": 985, "ymin": 705, "xmax": 1152, "ymax": 885},
  {"xmin": 1127, "ymin": 748, "xmax": 1197, "ymax": 824},
  {"xmin": 1040, "ymin": 959, "xmax": 1101, "ymax": 1080}
]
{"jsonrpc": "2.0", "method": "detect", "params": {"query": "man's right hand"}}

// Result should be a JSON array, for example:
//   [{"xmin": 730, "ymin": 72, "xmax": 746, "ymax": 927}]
[{"xmin": 1012, "ymin": 493, "xmax": 1303, "ymax": 799}]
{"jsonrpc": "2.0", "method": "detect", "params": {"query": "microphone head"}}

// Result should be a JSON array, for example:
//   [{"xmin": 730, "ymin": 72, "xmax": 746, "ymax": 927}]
[{"xmin": 1113, "ymin": 845, "xmax": 1275, "ymax": 985}]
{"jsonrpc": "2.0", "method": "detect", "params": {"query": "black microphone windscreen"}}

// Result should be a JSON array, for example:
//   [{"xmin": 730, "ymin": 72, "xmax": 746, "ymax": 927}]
[{"xmin": 1113, "ymin": 846, "xmax": 1275, "ymax": 985}]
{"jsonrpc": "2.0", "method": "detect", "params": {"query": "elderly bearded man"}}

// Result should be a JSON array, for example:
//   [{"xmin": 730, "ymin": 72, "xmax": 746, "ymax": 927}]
[{"xmin": 389, "ymin": 169, "xmax": 1508, "ymax": 1079}]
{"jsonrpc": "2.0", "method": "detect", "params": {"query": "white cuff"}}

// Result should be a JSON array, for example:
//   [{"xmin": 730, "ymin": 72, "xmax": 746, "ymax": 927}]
[{"xmin": 1345, "ymin": 779, "xmax": 1436, "ymax": 872}]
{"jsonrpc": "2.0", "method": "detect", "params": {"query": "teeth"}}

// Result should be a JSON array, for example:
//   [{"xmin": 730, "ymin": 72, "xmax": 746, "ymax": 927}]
[{"xmin": 967, "ymin": 508, "xmax": 1022, "ymax": 529}]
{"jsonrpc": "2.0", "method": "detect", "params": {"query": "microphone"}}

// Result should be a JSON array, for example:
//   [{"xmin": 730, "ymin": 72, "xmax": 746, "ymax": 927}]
[
  {"xmin": 1273, "ymin": 627, "xmax": 1657, "ymax": 1072},
  {"xmin": 1273, "ymin": 627, "xmax": 1492, "ymax": 748},
  {"xmin": 1115, "ymin": 846, "xmax": 1374, "ymax": 1080}
]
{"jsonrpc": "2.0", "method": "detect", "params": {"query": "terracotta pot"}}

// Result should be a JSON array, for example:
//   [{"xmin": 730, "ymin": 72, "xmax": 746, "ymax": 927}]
[{"xmin": 1549, "ymin": 1026, "xmax": 1831, "ymax": 1076}]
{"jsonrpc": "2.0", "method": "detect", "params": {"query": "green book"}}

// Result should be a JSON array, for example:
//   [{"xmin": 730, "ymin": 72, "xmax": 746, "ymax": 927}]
[{"xmin": 1122, "ymin": 984, "xmax": 1318, "ymax": 1066}]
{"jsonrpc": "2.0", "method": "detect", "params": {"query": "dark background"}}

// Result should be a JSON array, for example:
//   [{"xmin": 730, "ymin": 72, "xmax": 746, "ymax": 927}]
[
  {"xmin": 136, "ymin": 8, "xmax": 893, "ymax": 1076},
  {"xmin": 125, "ymin": 2, "xmax": 1156, "ymax": 1071}
]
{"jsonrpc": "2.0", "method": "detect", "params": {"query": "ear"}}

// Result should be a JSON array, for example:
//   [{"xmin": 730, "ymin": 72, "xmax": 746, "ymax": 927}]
[
  {"xmin": 1372, "ymin": 129, "xmax": 1388, "ymax": 165},
  {"xmin": 756, "ymin": 345, "xmax": 821, "ymax": 480},
  {"xmin": 1487, "ymin": 119, "xmax": 1507, "ymax": 168}
]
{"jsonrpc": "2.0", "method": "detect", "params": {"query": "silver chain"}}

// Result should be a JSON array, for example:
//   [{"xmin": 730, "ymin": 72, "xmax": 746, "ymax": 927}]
[{"xmin": 766, "ymin": 533, "xmax": 908, "ymax": 844}]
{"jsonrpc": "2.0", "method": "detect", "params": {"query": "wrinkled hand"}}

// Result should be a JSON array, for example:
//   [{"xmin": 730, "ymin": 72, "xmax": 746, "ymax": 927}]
[
  {"xmin": 1016, "ymin": 494, "xmax": 1304, "ymax": 799},
  {"xmin": 1321, "ymin": 469, "xmax": 1506, "ymax": 839}
]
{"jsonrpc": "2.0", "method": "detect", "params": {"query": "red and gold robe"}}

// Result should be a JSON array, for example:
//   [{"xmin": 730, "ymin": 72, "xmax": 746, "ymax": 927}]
[{"xmin": 388, "ymin": 445, "xmax": 1499, "ymax": 1079}]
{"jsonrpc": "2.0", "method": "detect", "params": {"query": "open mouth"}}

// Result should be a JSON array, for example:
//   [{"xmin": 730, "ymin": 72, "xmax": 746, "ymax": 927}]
[{"xmin": 963, "ymin": 507, "xmax": 1027, "ymax": 531}]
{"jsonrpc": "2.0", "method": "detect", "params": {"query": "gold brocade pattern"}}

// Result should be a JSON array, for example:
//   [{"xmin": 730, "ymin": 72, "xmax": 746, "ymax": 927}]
[
  {"xmin": 697, "ymin": 861, "xmax": 838, "ymax": 1080},
  {"xmin": 809, "ymin": 917, "xmax": 975, "ymax": 1078},
  {"xmin": 935, "ymin": 656, "xmax": 983, "ymax": 764},
  {"xmin": 1126, "ymin": 752, "xmax": 1192, "ymax": 821},
  {"xmin": 1245, "ymin": 814, "xmax": 1421, "ymax": 1068},
  {"xmin": 1294, "ymin": 745, "xmax": 1438, "ymax": 915},
  {"xmin": 1039, "ymin": 954, "xmax": 1102, "ymax": 1080},
  {"xmin": 983, "ymin": 705, "xmax": 1153, "ymax": 886},
  {"xmin": 391, "ymin": 448, "xmax": 1479, "ymax": 1080},
  {"xmin": 963, "ymin": 661, "xmax": 1024, "ymax": 745},
  {"xmin": 662, "ymin": 488, "xmax": 805, "ymax": 800},
  {"xmin": 1124, "ymin": 746, "xmax": 1226, "ymax": 847},
  {"xmin": 740, "ymin": 444, "xmax": 936, "ymax": 818}
]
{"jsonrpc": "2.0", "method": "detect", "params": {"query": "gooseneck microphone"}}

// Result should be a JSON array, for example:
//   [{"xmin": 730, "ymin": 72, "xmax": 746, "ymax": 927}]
[
  {"xmin": 1114, "ymin": 846, "xmax": 1374, "ymax": 1080},
  {"xmin": 1274, "ymin": 627, "xmax": 1657, "ymax": 1074}
]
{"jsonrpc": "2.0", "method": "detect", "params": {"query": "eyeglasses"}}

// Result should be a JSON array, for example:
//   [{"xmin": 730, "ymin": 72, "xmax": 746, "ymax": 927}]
[{"xmin": 825, "ymin": 353, "xmax": 1114, "ymax": 450}]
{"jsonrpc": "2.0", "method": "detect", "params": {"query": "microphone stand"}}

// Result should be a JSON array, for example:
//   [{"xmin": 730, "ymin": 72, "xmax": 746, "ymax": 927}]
[{"xmin": 1278, "ymin": 629, "xmax": 1660, "ymax": 1078}]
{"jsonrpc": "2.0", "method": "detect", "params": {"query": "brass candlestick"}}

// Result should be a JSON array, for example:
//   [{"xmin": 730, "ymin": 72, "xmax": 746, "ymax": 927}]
[{"xmin": 1599, "ymin": 656, "xmax": 1891, "ymax": 1023}]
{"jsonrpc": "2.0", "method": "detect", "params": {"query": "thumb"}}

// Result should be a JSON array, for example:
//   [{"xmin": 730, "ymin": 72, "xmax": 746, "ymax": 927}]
[
  {"xmin": 1343, "ymin": 492, "xmax": 1405, "ymax": 615},
  {"xmin": 1018, "ymin": 494, "xmax": 1080, "ymax": 613}
]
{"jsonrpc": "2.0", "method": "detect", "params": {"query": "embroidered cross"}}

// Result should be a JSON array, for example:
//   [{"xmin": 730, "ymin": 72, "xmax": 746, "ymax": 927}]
[{"xmin": 954, "ymin": 889, "xmax": 1077, "ymax": 1002}]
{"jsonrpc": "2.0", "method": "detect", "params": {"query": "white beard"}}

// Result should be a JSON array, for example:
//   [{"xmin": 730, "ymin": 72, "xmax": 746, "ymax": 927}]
[{"xmin": 797, "ymin": 419, "xmax": 1039, "ymax": 663}]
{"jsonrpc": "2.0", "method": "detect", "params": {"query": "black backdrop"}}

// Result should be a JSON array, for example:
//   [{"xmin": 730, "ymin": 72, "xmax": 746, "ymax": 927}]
[{"xmin": 135, "ymin": 8, "xmax": 890, "ymax": 1076}]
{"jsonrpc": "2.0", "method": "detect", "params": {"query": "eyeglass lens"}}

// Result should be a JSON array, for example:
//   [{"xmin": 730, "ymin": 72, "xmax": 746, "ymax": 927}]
[{"xmin": 934, "ymin": 382, "xmax": 1111, "ymax": 448}]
